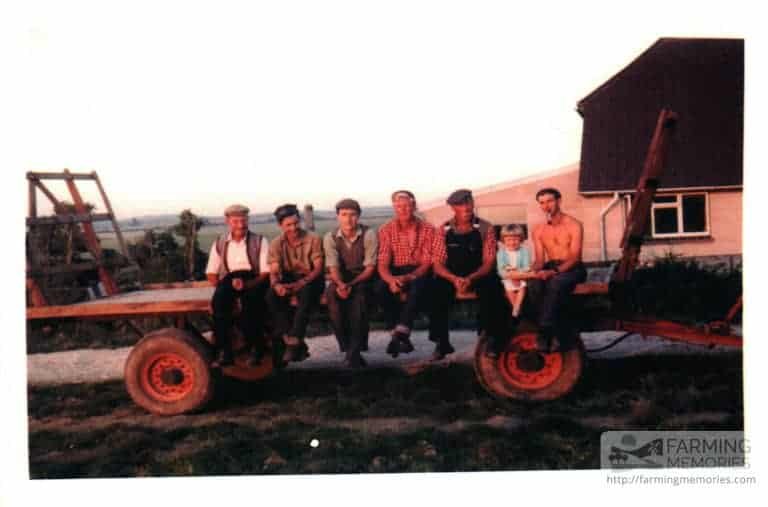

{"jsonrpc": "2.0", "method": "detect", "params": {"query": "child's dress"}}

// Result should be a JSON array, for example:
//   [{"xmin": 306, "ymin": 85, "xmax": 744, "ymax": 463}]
[{"xmin": 496, "ymin": 245, "xmax": 531, "ymax": 291}]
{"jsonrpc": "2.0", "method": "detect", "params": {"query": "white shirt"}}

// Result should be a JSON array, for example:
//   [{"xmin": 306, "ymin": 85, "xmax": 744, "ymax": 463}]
[{"xmin": 205, "ymin": 233, "xmax": 270, "ymax": 275}]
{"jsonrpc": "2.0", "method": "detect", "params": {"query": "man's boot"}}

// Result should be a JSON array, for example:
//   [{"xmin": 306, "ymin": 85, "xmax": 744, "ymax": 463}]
[
  {"xmin": 431, "ymin": 340, "xmax": 455, "ymax": 361},
  {"xmin": 393, "ymin": 325, "xmax": 414, "ymax": 353}
]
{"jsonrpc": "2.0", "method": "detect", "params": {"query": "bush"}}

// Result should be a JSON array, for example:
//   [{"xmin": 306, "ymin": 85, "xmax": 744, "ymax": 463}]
[{"xmin": 629, "ymin": 253, "xmax": 742, "ymax": 323}]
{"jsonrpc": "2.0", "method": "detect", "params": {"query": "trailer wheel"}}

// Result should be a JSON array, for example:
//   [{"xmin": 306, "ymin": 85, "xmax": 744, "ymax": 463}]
[
  {"xmin": 474, "ymin": 331, "xmax": 584, "ymax": 401},
  {"xmin": 125, "ymin": 328, "xmax": 214, "ymax": 415}
]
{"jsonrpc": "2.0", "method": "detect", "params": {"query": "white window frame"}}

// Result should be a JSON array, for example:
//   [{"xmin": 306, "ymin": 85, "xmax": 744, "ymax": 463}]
[{"xmin": 649, "ymin": 192, "xmax": 710, "ymax": 239}]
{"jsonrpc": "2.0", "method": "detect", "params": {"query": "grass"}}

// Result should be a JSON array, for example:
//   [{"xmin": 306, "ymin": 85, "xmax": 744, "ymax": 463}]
[{"xmin": 28, "ymin": 351, "xmax": 743, "ymax": 478}]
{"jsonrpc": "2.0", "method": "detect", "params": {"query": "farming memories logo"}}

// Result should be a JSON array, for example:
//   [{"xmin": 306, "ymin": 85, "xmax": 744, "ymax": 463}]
[{"xmin": 601, "ymin": 431, "xmax": 748, "ymax": 469}]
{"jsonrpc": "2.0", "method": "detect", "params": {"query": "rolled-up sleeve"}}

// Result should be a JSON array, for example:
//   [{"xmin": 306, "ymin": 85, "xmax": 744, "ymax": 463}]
[
  {"xmin": 363, "ymin": 228, "xmax": 378, "ymax": 266},
  {"xmin": 267, "ymin": 237, "xmax": 281, "ymax": 269},
  {"xmin": 323, "ymin": 232, "xmax": 339, "ymax": 268},
  {"xmin": 259, "ymin": 236, "xmax": 270, "ymax": 273},
  {"xmin": 309, "ymin": 234, "xmax": 324, "ymax": 268},
  {"xmin": 377, "ymin": 225, "xmax": 391, "ymax": 268},
  {"xmin": 205, "ymin": 241, "xmax": 221, "ymax": 275},
  {"xmin": 419, "ymin": 223, "xmax": 435, "ymax": 264}
]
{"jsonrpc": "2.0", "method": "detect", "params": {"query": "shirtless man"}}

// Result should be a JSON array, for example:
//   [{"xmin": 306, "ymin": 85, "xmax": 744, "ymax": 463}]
[{"xmin": 530, "ymin": 188, "xmax": 587, "ymax": 352}]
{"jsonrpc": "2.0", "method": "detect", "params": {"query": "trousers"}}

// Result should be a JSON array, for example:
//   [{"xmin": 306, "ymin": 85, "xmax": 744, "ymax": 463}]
[
  {"xmin": 266, "ymin": 274, "xmax": 325, "ymax": 340},
  {"xmin": 428, "ymin": 274, "xmax": 510, "ymax": 345},
  {"xmin": 373, "ymin": 265, "xmax": 430, "ymax": 330},
  {"xmin": 211, "ymin": 271, "xmax": 268, "ymax": 353},
  {"xmin": 325, "ymin": 280, "xmax": 372, "ymax": 356},
  {"xmin": 530, "ymin": 261, "xmax": 587, "ymax": 334}
]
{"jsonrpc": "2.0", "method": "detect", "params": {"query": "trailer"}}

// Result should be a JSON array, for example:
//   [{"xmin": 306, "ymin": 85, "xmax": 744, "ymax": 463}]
[{"xmin": 25, "ymin": 110, "xmax": 743, "ymax": 415}]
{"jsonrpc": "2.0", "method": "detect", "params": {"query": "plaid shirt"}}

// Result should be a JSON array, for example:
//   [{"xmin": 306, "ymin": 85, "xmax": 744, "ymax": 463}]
[
  {"xmin": 377, "ymin": 217, "xmax": 436, "ymax": 268},
  {"xmin": 432, "ymin": 217, "xmax": 497, "ymax": 266}
]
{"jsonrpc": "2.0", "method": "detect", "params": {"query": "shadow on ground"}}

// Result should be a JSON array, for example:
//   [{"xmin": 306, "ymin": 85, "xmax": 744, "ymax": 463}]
[{"xmin": 28, "ymin": 352, "xmax": 743, "ymax": 478}]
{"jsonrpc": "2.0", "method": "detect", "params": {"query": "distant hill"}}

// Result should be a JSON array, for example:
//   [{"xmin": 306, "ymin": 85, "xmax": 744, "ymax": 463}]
[{"xmin": 95, "ymin": 206, "xmax": 394, "ymax": 233}]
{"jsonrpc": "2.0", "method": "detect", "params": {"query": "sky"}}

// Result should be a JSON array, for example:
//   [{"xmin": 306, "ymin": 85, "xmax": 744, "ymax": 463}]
[
  {"xmin": 4, "ymin": 1, "xmax": 767, "ymax": 504},
  {"xmin": 17, "ymin": 0, "xmax": 754, "ymax": 217}
]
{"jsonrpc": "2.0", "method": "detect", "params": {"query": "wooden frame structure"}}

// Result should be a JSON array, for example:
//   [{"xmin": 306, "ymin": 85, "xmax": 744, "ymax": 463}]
[{"xmin": 26, "ymin": 170, "xmax": 136, "ymax": 306}]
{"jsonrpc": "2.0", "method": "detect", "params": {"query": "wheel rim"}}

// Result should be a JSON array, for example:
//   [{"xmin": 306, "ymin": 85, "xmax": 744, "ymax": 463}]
[
  {"xmin": 497, "ymin": 333, "xmax": 563, "ymax": 390},
  {"xmin": 139, "ymin": 352, "xmax": 195, "ymax": 402}
]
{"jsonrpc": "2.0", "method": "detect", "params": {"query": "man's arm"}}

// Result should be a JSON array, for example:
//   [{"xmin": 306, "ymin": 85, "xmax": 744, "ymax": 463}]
[
  {"xmin": 531, "ymin": 225, "xmax": 545, "ymax": 271},
  {"xmin": 403, "ymin": 224, "xmax": 434, "ymax": 281},
  {"xmin": 205, "ymin": 240, "xmax": 221, "ymax": 287},
  {"xmin": 377, "ymin": 226, "xmax": 395, "ymax": 284},
  {"xmin": 432, "ymin": 228, "xmax": 459, "ymax": 283},
  {"xmin": 349, "ymin": 229, "xmax": 378, "ymax": 285},
  {"xmin": 293, "ymin": 235, "xmax": 324, "ymax": 290},
  {"xmin": 467, "ymin": 225, "xmax": 497, "ymax": 284}
]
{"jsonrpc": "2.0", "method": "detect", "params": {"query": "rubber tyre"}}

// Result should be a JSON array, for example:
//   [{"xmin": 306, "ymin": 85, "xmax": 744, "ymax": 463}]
[
  {"xmin": 124, "ymin": 327, "xmax": 215, "ymax": 415},
  {"xmin": 474, "ymin": 331, "xmax": 584, "ymax": 402}
]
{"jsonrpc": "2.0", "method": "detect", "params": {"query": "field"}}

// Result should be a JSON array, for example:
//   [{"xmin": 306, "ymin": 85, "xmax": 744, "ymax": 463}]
[
  {"xmin": 27, "ymin": 350, "xmax": 743, "ymax": 478},
  {"xmin": 98, "ymin": 217, "xmax": 391, "ymax": 253}
]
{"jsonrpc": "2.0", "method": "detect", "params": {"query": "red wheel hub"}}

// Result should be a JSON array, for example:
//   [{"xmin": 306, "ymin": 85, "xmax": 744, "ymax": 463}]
[
  {"xmin": 139, "ymin": 353, "xmax": 195, "ymax": 402},
  {"xmin": 497, "ymin": 333, "xmax": 563, "ymax": 390}
]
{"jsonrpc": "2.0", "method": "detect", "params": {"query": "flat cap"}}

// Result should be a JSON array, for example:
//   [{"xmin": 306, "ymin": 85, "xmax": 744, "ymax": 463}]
[
  {"xmin": 391, "ymin": 190, "xmax": 416, "ymax": 202},
  {"xmin": 446, "ymin": 189, "xmax": 473, "ymax": 205},
  {"xmin": 224, "ymin": 204, "xmax": 250, "ymax": 216},
  {"xmin": 274, "ymin": 203, "xmax": 300, "ymax": 223},
  {"xmin": 335, "ymin": 198, "xmax": 361, "ymax": 215}
]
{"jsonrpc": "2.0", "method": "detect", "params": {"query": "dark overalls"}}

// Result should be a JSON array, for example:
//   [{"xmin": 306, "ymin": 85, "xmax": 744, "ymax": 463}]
[
  {"xmin": 428, "ymin": 224, "xmax": 509, "ymax": 351},
  {"xmin": 325, "ymin": 226, "xmax": 372, "ymax": 360}
]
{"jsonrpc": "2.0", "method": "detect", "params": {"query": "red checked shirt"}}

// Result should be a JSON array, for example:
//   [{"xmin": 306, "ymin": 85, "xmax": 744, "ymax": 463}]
[
  {"xmin": 432, "ymin": 216, "xmax": 497, "ymax": 266},
  {"xmin": 377, "ymin": 217, "xmax": 436, "ymax": 268}
]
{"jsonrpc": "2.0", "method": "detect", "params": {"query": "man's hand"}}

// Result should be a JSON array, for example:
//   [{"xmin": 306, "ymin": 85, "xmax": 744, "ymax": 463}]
[
  {"xmin": 452, "ymin": 276, "xmax": 469, "ymax": 293},
  {"xmin": 273, "ymin": 283, "xmax": 289, "ymax": 297},
  {"xmin": 335, "ymin": 282, "xmax": 351, "ymax": 300},
  {"xmin": 387, "ymin": 278, "xmax": 403, "ymax": 294},
  {"xmin": 536, "ymin": 269, "xmax": 557, "ymax": 281}
]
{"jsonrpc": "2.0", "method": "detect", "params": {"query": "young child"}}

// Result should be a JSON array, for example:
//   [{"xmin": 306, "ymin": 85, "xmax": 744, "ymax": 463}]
[{"xmin": 496, "ymin": 224, "xmax": 531, "ymax": 320}]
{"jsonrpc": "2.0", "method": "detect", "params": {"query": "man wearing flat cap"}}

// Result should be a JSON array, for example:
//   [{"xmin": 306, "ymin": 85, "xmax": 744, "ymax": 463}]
[
  {"xmin": 375, "ymin": 190, "xmax": 436, "ymax": 357},
  {"xmin": 429, "ymin": 189, "xmax": 511, "ymax": 359},
  {"xmin": 206, "ymin": 204, "xmax": 270, "ymax": 367},
  {"xmin": 266, "ymin": 204, "xmax": 325, "ymax": 363},
  {"xmin": 323, "ymin": 198, "xmax": 378, "ymax": 368}
]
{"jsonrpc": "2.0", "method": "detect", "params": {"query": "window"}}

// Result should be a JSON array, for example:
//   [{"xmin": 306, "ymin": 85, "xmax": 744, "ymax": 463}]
[{"xmin": 649, "ymin": 193, "xmax": 709, "ymax": 238}]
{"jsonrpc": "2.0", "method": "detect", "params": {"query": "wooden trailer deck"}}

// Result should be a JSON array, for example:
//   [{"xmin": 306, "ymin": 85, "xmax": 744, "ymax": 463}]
[
  {"xmin": 26, "ymin": 286, "xmax": 214, "ymax": 320},
  {"xmin": 27, "ymin": 280, "xmax": 611, "ymax": 321}
]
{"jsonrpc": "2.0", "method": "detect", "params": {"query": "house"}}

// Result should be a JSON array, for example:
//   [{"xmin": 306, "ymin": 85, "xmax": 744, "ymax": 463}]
[{"xmin": 422, "ymin": 38, "xmax": 743, "ymax": 265}]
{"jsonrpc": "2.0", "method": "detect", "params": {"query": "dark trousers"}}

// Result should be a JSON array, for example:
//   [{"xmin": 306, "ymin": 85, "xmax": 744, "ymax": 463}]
[
  {"xmin": 530, "ymin": 261, "xmax": 587, "ymax": 334},
  {"xmin": 428, "ymin": 274, "xmax": 510, "ymax": 345},
  {"xmin": 373, "ymin": 265, "xmax": 430, "ymax": 330},
  {"xmin": 266, "ymin": 275, "xmax": 324, "ymax": 340},
  {"xmin": 211, "ymin": 271, "xmax": 268, "ymax": 353},
  {"xmin": 325, "ymin": 280, "xmax": 371, "ymax": 356}
]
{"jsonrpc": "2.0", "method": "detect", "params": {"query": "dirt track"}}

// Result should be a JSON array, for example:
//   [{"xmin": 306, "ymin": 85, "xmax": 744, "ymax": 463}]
[{"xmin": 27, "ymin": 328, "xmax": 741, "ymax": 387}]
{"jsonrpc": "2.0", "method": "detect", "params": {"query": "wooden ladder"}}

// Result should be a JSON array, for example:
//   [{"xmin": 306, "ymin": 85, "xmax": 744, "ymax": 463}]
[{"xmin": 26, "ymin": 169, "xmax": 136, "ymax": 306}]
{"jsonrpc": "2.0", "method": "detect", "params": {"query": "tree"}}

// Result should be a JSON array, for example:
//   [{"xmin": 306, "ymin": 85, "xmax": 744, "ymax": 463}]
[{"xmin": 171, "ymin": 209, "xmax": 206, "ymax": 280}]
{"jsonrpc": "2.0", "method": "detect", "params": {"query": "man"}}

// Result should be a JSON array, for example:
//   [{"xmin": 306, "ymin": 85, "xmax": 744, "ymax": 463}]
[
  {"xmin": 323, "ymin": 198, "xmax": 378, "ymax": 368},
  {"xmin": 529, "ymin": 188, "xmax": 587, "ymax": 352},
  {"xmin": 375, "ymin": 190, "xmax": 436, "ymax": 357},
  {"xmin": 206, "ymin": 204, "xmax": 270, "ymax": 368},
  {"xmin": 266, "ymin": 204, "xmax": 325, "ymax": 363},
  {"xmin": 430, "ymin": 189, "xmax": 511, "ymax": 359}
]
